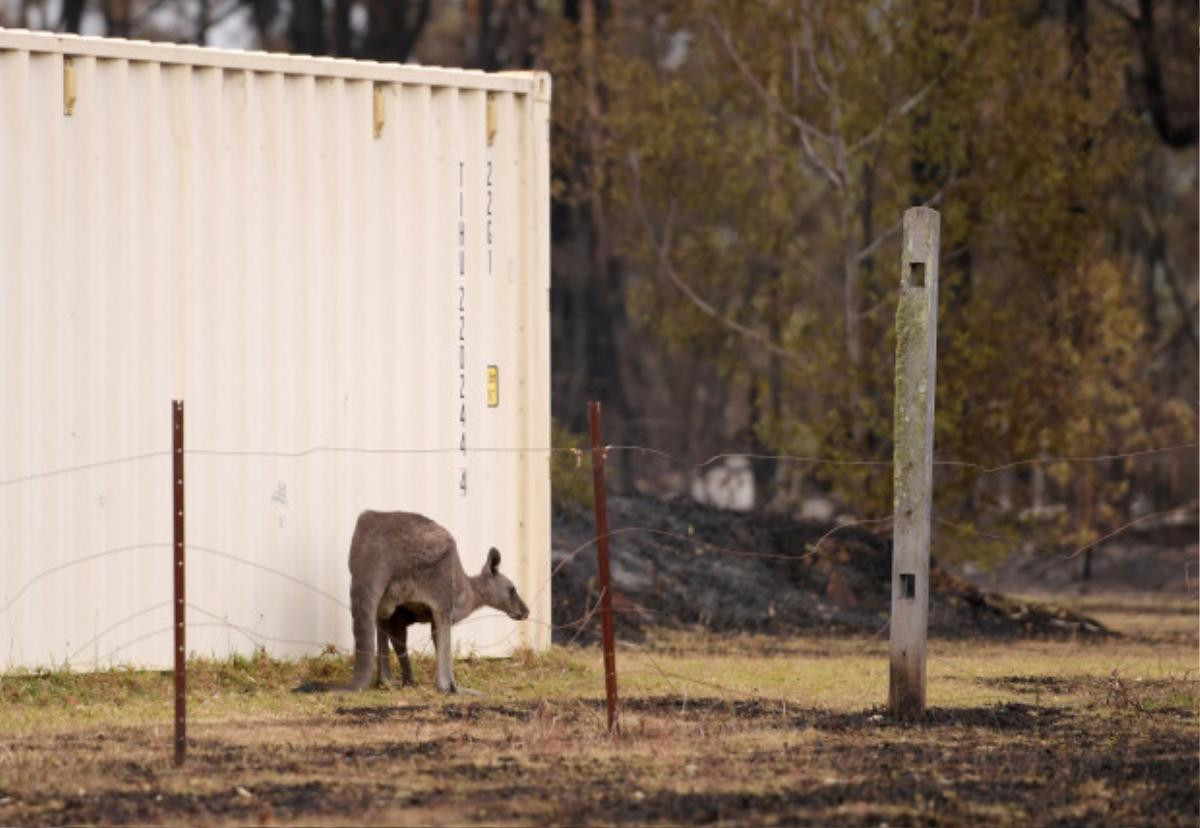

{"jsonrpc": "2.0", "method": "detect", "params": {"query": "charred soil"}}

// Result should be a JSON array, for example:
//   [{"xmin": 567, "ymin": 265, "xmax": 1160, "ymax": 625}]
[
  {"xmin": 2, "ymin": 661, "xmax": 1195, "ymax": 828},
  {"xmin": 552, "ymin": 496, "xmax": 1110, "ymax": 645}
]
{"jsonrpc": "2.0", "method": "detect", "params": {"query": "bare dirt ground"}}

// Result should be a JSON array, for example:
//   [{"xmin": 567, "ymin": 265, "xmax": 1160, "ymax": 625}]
[{"xmin": 1, "ymin": 596, "xmax": 1196, "ymax": 827}]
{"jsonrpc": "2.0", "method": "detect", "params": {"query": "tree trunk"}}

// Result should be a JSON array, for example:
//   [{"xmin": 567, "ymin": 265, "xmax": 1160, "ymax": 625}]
[
  {"xmin": 59, "ymin": 0, "xmax": 85, "ymax": 33},
  {"xmin": 197, "ymin": 0, "xmax": 210, "ymax": 45},
  {"xmin": 843, "ymin": 212, "xmax": 863, "ymax": 439},
  {"xmin": 288, "ymin": 0, "xmax": 328, "ymax": 56}
]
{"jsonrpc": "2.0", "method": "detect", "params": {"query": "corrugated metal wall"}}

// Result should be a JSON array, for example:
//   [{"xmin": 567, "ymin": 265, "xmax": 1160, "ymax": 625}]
[{"xmin": 0, "ymin": 29, "xmax": 551, "ymax": 670}]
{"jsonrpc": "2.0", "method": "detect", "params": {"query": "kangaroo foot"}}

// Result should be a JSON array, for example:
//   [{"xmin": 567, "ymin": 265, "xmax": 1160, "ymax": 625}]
[{"xmin": 455, "ymin": 686, "xmax": 483, "ymax": 697}]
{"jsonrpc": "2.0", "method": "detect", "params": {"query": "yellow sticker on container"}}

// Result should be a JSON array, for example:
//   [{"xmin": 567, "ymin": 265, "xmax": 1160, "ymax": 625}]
[{"xmin": 486, "ymin": 365, "xmax": 500, "ymax": 408}]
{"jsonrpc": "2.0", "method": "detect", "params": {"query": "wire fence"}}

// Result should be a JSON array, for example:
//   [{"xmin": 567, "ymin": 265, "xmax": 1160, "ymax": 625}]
[
  {"xmin": 0, "ymin": 431, "xmax": 1195, "ymax": 728},
  {"xmin": 2, "ymin": 439, "xmax": 1195, "ymax": 489},
  {"xmin": 7, "ymin": 477, "xmax": 1190, "ymax": 624}
]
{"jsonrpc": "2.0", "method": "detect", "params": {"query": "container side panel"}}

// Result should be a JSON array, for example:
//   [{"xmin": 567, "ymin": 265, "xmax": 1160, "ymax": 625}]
[
  {"xmin": 47, "ymin": 52, "xmax": 81, "ymax": 664},
  {"xmin": 300, "ymin": 74, "xmax": 341, "ymax": 642},
  {"xmin": 243, "ymin": 70, "xmax": 278, "ymax": 656},
  {"xmin": 376, "ymin": 81, "xmax": 405, "ymax": 519},
  {"xmin": 530, "ymin": 79, "xmax": 552, "ymax": 651},
  {"xmin": 343, "ymin": 78, "xmax": 373, "ymax": 579},
  {"xmin": 403, "ymin": 82, "xmax": 435, "ymax": 536},
  {"xmin": 432, "ymin": 86, "xmax": 459, "ymax": 536},
  {"xmin": 289, "ymin": 72, "xmax": 327, "ymax": 650},
  {"xmin": 0, "ymin": 54, "xmax": 181, "ymax": 668},
  {"xmin": 357, "ymin": 78, "xmax": 385, "ymax": 518},
  {"xmin": 0, "ymin": 45, "xmax": 549, "ymax": 669},
  {"xmin": 0, "ymin": 51, "xmax": 34, "ymax": 668},
  {"xmin": 129, "ymin": 58, "xmax": 176, "ymax": 667},
  {"xmin": 87, "ymin": 57, "xmax": 134, "ymax": 665},
  {"xmin": 185, "ymin": 65, "xmax": 223, "ymax": 658},
  {"xmin": 458, "ymin": 87, "xmax": 517, "ymax": 654},
  {"xmin": 206, "ymin": 67, "xmax": 252, "ymax": 655},
  {"xmin": 331, "ymin": 75, "xmax": 356, "ymax": 636},
  {"xmin": 315, "ymin": 76, "xmax": 351, "ymax": 639},
  {"xmin": 228, "ymin": 68, "xmax": 257, "ymax": 653},
  {"xmin": 488, "ymin": 91, "xmax": 526, "ymax": 640}
]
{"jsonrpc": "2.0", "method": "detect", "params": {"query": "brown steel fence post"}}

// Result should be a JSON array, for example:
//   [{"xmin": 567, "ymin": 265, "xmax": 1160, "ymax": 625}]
[
  {"xmin": 173, "ymin": 400, "xmax": 186, "ymax": 766},
  {"xmin": 587, "ymin": 401, "xmax": 620, "ymax": 734}
]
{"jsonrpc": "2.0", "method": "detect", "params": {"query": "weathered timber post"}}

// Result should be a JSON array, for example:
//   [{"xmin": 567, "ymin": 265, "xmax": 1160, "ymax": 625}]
[
  {"xmin": 889, "ymin": 207, "xmax": 939, "ymax": 721},
  {"xmin": 172, "ymin": 399, "xmax": 187, "ymax": 765}
]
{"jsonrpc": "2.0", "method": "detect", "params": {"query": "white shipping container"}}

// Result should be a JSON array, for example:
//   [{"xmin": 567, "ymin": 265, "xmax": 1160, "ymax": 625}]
[{"xmin": 0, "ymin": 29, "xmax": 552, "ymax": 670}]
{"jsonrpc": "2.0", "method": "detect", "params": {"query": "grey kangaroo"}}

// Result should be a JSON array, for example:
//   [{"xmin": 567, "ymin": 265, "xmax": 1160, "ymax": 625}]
[{"xmin": 297, "ymin": 510, "xmax": 529, "ymax": 694}]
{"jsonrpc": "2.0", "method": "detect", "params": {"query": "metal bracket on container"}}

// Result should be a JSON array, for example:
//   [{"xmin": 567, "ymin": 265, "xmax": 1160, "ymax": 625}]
[
  {"xmin": 63, "ymin": 57, "xmax": 76, "ymax": 116},
  {"xmin": 373, "ymin": 84, "xmax": 385, "ymax": 139},
  {"xmin": 487, "ymin": 94, "xmax": 497, "ymax": 146},
  {"xmin": 486, "ymin": 364, "xmax": 500, "ymax": 407}
]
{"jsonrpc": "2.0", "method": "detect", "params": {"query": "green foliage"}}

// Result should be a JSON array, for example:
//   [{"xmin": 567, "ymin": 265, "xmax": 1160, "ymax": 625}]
[
  {"xmin": 550, "ymin": 418, "xmax": 594, "ymax": 518},
  {"xmin": 545, "ymin": 0, "xmax": 1194, "ymax": 561}
]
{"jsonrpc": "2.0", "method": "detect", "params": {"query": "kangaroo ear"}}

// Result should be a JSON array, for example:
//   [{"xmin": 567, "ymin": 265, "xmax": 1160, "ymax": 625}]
[{"xmin": 486, "ymin": 547, "xmax": 501, "ymax": 575}]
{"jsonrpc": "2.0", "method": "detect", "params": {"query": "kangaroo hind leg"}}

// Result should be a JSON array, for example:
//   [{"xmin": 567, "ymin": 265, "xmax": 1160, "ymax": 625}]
[
  {"xmin": 432, "ymin": 611, "xmax": 457, "ymax": 694},
  {"xmin": 346, "ymin": 578, "xmax": 384, "ymax": 691},
  {"xmin": 375, "ymin": 625, "xmax": 393, "ymax": 687},
  {"xmin": 380, "ymin": 612, "xmax": 415, "ymax": 687}
]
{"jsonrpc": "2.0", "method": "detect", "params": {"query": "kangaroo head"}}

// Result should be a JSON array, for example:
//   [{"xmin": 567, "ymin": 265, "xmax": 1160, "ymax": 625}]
[{"xmin": 477, "ymin": 547, "xmax": 529, "ymax": 621}]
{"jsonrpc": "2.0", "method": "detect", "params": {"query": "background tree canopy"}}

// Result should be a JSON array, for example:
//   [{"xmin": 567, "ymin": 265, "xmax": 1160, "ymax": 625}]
[
  {"xmin": 6, "ymin": 0, "xmax": 1196, "ymax": 562},
  {"xmin": 545, "ymin": 0, "xmax": 1197, "ymax": 563}
]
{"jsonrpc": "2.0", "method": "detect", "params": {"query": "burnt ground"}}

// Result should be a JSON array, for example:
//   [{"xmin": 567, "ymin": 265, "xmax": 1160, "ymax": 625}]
[
  {"xmin": 552, "ymin": 496, "xmax": 1111, "ymax": 645},
  {"xmin": 1, "ymin": 498, "xmax": 1193, "ymax": 827},
  {"xmin": 1, "ymin": 672, "xmax": 1196, "ymax": 828},
  {"xmin": 959, "ymin": 523, "xmax": 1198, "ymax": 596},
  {"xmin": 1, "ymin": 596, "xmax": 1195, "ymax": 827}
]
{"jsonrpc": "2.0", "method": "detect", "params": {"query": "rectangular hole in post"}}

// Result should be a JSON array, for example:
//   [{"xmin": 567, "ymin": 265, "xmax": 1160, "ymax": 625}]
[
  {"xmin": 909, "ymin": 262, "xmax": 925, "ymax": 288},
  {"xmin": 900, "ymin": 573, "xmax": 916, "ymax": 599}
]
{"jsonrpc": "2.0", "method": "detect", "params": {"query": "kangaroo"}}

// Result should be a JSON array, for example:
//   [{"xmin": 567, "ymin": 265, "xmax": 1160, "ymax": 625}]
[{"xmin": 297, "ymin": 510, "xmax": 529, "ymax": 694}]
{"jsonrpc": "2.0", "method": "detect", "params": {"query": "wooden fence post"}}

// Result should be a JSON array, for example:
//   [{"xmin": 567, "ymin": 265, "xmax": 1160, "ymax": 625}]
[
  {"xmin": 889, "ymin": 207, "xmax": 939, "ymax": 721},
  {"xmin": 173, "ymin": 400, "xmax": 187, "ymax": 766}
]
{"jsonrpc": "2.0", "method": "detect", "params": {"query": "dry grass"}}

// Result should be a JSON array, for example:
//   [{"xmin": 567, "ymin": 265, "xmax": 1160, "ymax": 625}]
[{"xmin": 0, "ymin": 598, "xmax": 1195, "ymax": 826}]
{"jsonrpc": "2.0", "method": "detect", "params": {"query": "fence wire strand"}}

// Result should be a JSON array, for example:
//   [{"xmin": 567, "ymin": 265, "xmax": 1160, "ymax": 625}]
[
  {"xmin": 934, "ymin": 503, "xmax": 1198, "ymax": 562},
  {"xmin": 68, "ymin": 600, "xmax": 173, "ymax": 665},
  {"xmin": 0, "ymin": 440, "xmax": 1192, "ymax": 490},
  {"xmin": 185, "ymin": 545, "xmax": 350, "ymax": 611},
  {"xmin": 4, "ymin": 497, "xmax": 1193, "ymax": 663},
  {"xmin": 0, "ymin": 451, "xmax": 170, "ymax": 488},
  {"xmin": 605, "ymin": 440, "xmax": 1198, "ymax": 477},
  {"xmin": 0, "ymin": 543, "xmax": 172, "ymax": 616}
]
